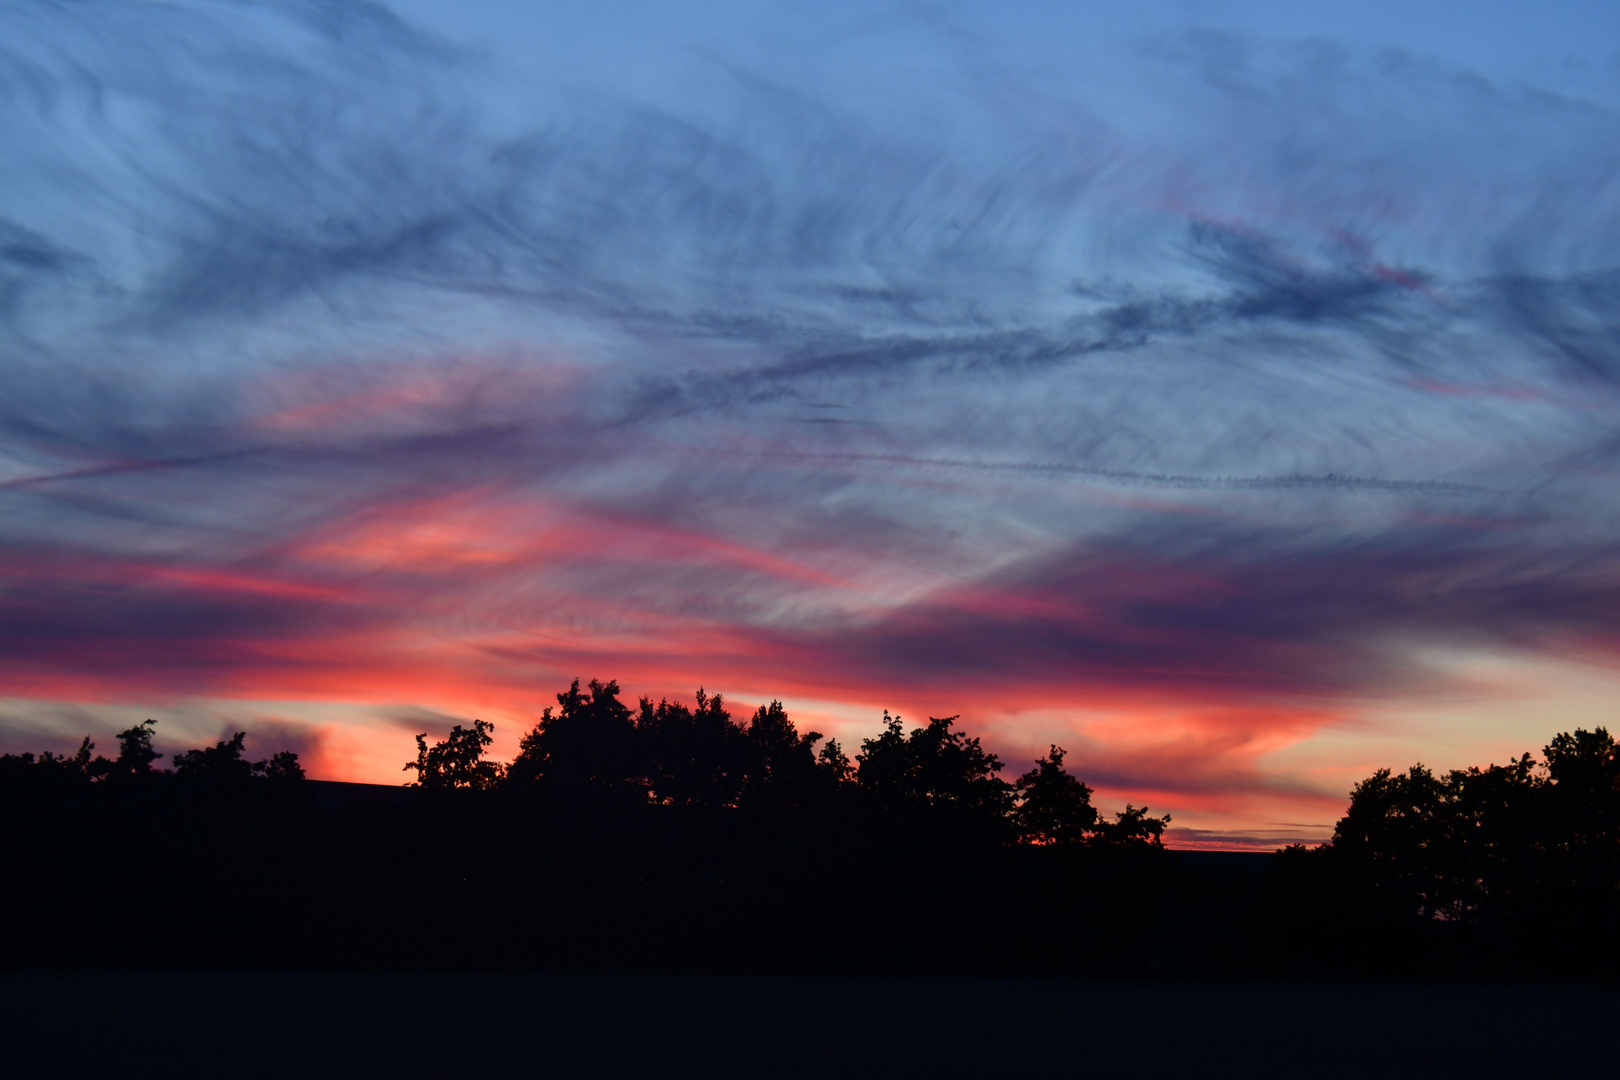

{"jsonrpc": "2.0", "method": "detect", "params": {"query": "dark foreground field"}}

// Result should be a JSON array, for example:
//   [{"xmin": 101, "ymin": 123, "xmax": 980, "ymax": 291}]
[{"xmin": 2, "ymin": 972, "xmax": 1617, "ymax": 1079}]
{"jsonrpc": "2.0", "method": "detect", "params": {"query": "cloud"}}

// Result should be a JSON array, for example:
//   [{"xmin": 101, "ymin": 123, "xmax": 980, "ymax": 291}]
[
  {"xmin": 3, "ymin": 1, "xmax": 1620, "ymax": 831},
  {"xmin": 235, "ymin": 715, "xmax": 332, "ymax": 770},
  {"xmin": 523, "ymin": 511, "xmax": 1603, "ymax": 733}
]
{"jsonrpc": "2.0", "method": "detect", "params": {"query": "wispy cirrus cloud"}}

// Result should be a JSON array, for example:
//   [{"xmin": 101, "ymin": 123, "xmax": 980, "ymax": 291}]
[{"xmin": 3, "ymin": 0, "xmax": 1619, "ymax": 841}]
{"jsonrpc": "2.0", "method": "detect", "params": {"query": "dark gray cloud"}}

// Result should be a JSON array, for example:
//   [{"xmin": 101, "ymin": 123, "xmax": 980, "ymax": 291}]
[{"xmin": 778, "ymin": 519, "xmax": 1620, "ymax": 701}]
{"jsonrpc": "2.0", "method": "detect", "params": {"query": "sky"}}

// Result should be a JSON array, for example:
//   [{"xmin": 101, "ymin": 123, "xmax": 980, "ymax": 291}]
[{"xmin": 4, "ymin": 0, "xmax": 1620, "ymax": 848}]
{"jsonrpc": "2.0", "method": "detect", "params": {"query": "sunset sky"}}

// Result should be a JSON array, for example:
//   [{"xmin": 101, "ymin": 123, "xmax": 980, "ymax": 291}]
[{"xmin": 4, "ymin": 0, "xmax": 1619, "ymax": 847}]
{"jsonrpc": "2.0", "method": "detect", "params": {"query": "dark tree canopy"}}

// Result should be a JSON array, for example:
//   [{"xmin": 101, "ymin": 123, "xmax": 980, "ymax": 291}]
[
  {"xmin": 0, "ymin": 679, "xmax": 1167, "ymax": 851},
  {"xmin": 386, "ymin": 680, "xmax": 1176, "ymax": 850},
  {"xmin": 507, "ymin": 679, "xmax": 643, "ymax": 798},
  {"xmin": 855, "ymin": 712, "xmax": 1015, "ymax": 824},
  {"xmin": 1543, "ymin": 728, "xmax": 1620, "ymax": 845},
  {"xmin": 640, "ymin": 689, "xmax": 748, "ymax": 808},
  {"xmin": 740, "ymin": 699, "xmax": 830, "ymax": 807},
  {"xmin": 504, "ymin": 684, "xmax": 853, "ymax": 812},
  {"xmin": 1014, "ymin": 745, "xmax": 1098, "ymax": 845},
  {"xmin": 1, "ymin": 720, "xmax": 304, "ymax": 792},
  {"xmin": 5, "ymin": 677, "xmax": 1618, "ymax": 981},
  {"xmin": 815, "ymin": 737, "xmax": 854, "ymax": 784},
  {"xmin": 1091, "ymin": 804, "xmax": 1172, "ymax": 848},
  {"xmin": 173, "ymin": 732, "xmax": 258, "ymax": 784},
  {"xmin": 489, "ymin": 685, "xmax": 1166, "ymax": 843},
  {"xmin": 89, "ymin": 719, "xmax": 163, "ymax": 781},
  {"xmin": 174, "ymin": 733, "xmax": 309, "ymax": 786},
  {"xmin": 262, "ymin": 750, "xmax": 306, "ymax": 782},
  {"xmin": 1321, "ymin": 727, "xmax": 1620, "ymax": 924},
  {"xmin": 405, "ymin": 719, "xmax": 502, "ymax": 790}
]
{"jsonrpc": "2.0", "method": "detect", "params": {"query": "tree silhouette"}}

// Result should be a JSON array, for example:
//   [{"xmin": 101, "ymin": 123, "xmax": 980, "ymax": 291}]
[
  {"xmin": 45, "ymin": 737, "xmax": 95, "ymax": 775},
  {"xmin": 405, "ymin": 719, "xmax": 502, "ymax": 790},
  {"xmin": 262, "ymin": 750, "xmax": 306, "ymax": 782},
  {"xmin": 1329, "ymin": 754, "xmax": 1548, "ymax": 920},
  {"xmin": 743, "ymin": 701, "xmax": 811, "ymax": 780},
  {"xmin": 1014, "ymin": 745, "xmax": 1097, "ymax": 845},
  {"xmin": 5, "ymin": 722, "xmax": 304, "ymax": 792},
  {"xmin": 173, "ymin": 732, "xmax": 258, "ymax": 784},
  {"xmin": 855, "ymin": 712, "xmax": 1014, "ymax": 822},
  {"xmin": 1331, "ymin": 763, "xmax": 1449, "ymax": 915},
  {"xmin": 6, "ymin": 677, "xmax": 1620, "ymax": 979},
  {"xmin": 506, "ymin": 679, "xmax": 643, "ymax": 798},
  {"xmin": 1535, "ymin": 728, "xmax": 1620, "ymax": 908},
  {"xmin": 1445, "ymin": 754, "xmax": 1542, "ymax": 917},
  {"xmin": 738, "ymin": 699, "xmax": 838, "ymax": 808},
  {"xmin": 640, "ymin": 689, "xmax": 749, "ymax": 808},
  {"xmin": 1543, "ymin": 728, "xmax": 1620, "ymax": 844},
  {"xmin": 0, "ymin": 737, "xmax": 95, "ymax": 788},
  {"xmin": 170, "ymin": 732, "xmax": 306, "ymax": 785},
  {"xmin": 1091, "ymin": 804, "xmax": 1172, "ymax": 848},
  {"xmin": 816, "ymin": 738, "xmax": 854, "ymax": 784},
  {"xmin": 89, "ymin": 719, "xmax": 163, "ymax": 781}
]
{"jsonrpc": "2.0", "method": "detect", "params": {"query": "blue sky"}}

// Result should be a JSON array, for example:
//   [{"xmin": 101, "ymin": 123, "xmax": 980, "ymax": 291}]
[{"xmin": 3, "ymin": 0, "xmax": 1619, "ymax": 845}]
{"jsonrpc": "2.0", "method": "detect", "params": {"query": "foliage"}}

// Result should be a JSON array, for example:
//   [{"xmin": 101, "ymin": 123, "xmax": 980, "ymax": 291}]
[
  {"xmin": 172, "ymin": 732, "xmax": 309, "ymax": 785},
  {"xmin": 815, "ymin": 738, "xmax": 854, "ymax": 784},
  {"xmin": 262, "ymin": 750, "xmax": 306, "ymax": 782},
  {"xmin": 855, "ymin": 712, "xmax": 1015, "ymax": 823},
  {"xmin": 0, "ymin": 737, "xmax": 95, "ymax": 789},
  {"xmin": 1, "ymin": 720, "xmax": 305, "ymax": 791},
  {"xmin": 4, "ymin": 682, "xmax": 1619, "ymax": 979},
  {"xmin": 405, "ymin": 719, "xmax": 502, "ymax": 790},
  {"xmin": 173, "ymin": 732, "xmax": 259, "ymax": 784},
  {"xmin": 1091, "ymin": 804, "xmax": 1172, "ymax": 848},
  {"xmin": 87, "ymin": 719, "xmax": 164, "ymax": 781},
  {"xmin": 507, "ymin": 679, "xmax": 641, "ymax": 797},
  {"xmin": 740, "ymin": 699, "xmax": 831, "ymax": 807},
  {"xmin": 1323, "ymin": 727, "xmax": 1620, "ymax": 925},
  {"xmin": 1014, "ymin": 745, "xmax": 1098, "ymax": 845},
  {"xmin": 640, "ymin": 689, "xmax": 748, "ymax": 807}
]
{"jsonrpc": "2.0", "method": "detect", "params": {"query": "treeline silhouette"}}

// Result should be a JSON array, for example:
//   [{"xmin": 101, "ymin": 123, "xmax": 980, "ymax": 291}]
[
  {"xmin": 397, "ymin": 680, "xmax": 1168, "ymax": 847},
  {"xmin": 2, "ymin": 679, "xmax": 1617, "ymax": 979}
]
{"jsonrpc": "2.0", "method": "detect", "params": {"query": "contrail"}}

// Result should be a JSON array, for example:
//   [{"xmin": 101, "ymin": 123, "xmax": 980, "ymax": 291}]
[{"xmin": 695, "ymin": 447, "xmax": 1487, "ymax": 495}]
